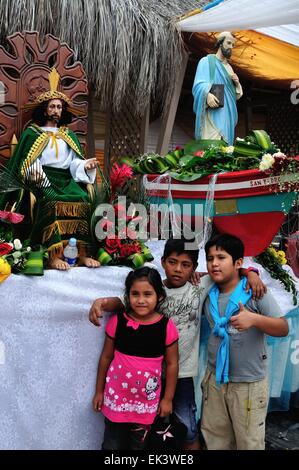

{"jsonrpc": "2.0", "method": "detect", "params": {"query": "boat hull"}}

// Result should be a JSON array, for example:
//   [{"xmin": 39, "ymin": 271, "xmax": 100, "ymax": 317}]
[{"xmin": 143, "ymin": 169, "xmax": 298, "ymax": 256}]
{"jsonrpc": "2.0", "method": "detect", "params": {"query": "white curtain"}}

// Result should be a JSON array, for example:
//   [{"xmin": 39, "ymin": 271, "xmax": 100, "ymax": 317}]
[
  {"xmin": 178, "ymin": 0, "xmax": 299, "ymax": 36},
  {"xmin": 256, "ymin": 24, "xmax": 299, "ymax": 47}
]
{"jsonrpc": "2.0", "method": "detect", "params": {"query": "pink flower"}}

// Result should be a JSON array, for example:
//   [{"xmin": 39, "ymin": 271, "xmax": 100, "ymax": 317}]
[
  {"xmin": 127, "ymin": 227, "xmax": 138, "ymax": 240},
  {"xmin": 0, "ymin": 211, "xmax": 24, "ymax": 224},
  {"xmin": 113, "ymin": 203, "xmax": 126, "ymax": 216},
  {"xmin": 98, "ymin": 218, "xmax": 114, "ymax": 231},
  {"xmin": 110, "ymin": 163, "xmax": 133, "ymax": 193},
  {"xmin": 194, "ymin": 151, "xmax": 205, "ymax": 157}
]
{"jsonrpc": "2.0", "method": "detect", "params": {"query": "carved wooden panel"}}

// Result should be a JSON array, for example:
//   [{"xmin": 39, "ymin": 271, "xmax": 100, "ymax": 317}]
[{"xmin": 0, "ymin": 31, "xmax": 88, "ymax": 160}]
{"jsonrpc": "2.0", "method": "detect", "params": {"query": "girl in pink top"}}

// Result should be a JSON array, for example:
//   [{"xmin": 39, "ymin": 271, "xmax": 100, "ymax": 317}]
[{"xmin": 93, "ymin": 267, "xmax": 179, "ymax": 450}]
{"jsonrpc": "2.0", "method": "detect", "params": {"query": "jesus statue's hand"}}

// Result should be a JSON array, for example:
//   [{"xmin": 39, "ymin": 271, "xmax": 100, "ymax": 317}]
[{"xmin": 84, "ymin": 158, "xmax": 98, "ymax": 171}]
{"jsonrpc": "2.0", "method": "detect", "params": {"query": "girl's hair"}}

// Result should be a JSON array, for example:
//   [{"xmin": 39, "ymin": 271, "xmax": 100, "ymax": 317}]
[{"xmin": 124, "ymin": 266, "xmax": 166, "ymax": 312}]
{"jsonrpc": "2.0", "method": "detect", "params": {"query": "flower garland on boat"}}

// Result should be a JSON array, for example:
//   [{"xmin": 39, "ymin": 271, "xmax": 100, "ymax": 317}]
[
  {"xmin": 93, "ymin": 163, "xmax": 153, "ymax": 268},
  {"xmin": 121, "ymin": 130, "xmax": 299, "ymax": 188}
]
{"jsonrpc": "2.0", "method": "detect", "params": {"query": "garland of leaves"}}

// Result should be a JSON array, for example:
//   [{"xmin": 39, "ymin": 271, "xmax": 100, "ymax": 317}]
[
  {"xmin": 255, "ymin": 248, "xmax": 298, "ymax": 305},
  {"xmin": 122, "ymin": 130, "xmax": 299, "ymax": 183}
]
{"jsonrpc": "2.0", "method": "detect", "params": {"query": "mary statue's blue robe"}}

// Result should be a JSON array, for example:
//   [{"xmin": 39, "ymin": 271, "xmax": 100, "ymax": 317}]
[{"xmin": 192, "ymin": 54, "xmax": 238, "ymax": 145}]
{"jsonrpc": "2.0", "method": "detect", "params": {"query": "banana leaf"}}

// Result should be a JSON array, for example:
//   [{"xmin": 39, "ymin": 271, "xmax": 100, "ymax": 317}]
[
  {"xmin": 177, "ymin": 155, "xmax": 206, "ymax": 170},
  {"xmin": 169, "ymin": 171, "xmax": 206, "ymax": 182},
  {"xmin": 184, "ymin": 139, "xmax": 227, "ymax": 155}
]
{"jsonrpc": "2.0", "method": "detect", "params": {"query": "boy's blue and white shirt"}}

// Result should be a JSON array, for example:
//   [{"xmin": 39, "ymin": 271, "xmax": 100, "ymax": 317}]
[
  {"xmin": 159, "ymin": 277, "xmax": 212, "ymax": 378},
  {"xmin": 204, "ymin": 291, "xmax": 283, "ymax": 382}
]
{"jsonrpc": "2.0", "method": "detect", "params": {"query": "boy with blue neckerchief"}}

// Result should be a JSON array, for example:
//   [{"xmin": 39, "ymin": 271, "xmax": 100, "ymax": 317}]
[
  {"xmin": 89, "ymin": 237, "xmax": 266, "ymax": 450},
  {"xmin": 201, "ymin": 234, "xmax": 289, "ymax": 450}
]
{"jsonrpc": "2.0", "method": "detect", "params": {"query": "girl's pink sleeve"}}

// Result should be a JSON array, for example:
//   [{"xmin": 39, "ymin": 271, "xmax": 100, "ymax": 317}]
[
  {"xmin": 105, "ymin": 314, "xmax": 118, "ymax": 339},
  {"xmin": 165, "ymin": 318, "xmax": 179, "ymax": 346}
]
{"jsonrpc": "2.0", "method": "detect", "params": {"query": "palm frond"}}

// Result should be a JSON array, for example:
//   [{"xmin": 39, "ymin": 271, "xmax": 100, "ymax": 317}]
[{"xmin": 0, "ymin": 0, "xmax": 208, "ymax": 114}]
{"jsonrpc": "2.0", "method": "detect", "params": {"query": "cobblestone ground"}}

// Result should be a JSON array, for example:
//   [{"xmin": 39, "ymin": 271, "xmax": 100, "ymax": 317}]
[{"xmin": 265, "ymin": 410, "xmax": 299, "ymax": 450}]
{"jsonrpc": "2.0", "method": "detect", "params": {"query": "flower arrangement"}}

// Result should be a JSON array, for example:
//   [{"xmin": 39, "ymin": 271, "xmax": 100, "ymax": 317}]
[
  {"xmin": 0, "ymin": 209, "xmax": 47, "ymax": 279},
  {"xmin": 93, "ymin": 163, "xmax": 153, "ymax": 268},
  {"xmin": 259, "ymin": 152, "xmax": 299, "ymax": 192},
  {"xmin": 255, "ymin": 247, "xmax": 298, "ymax": 305},
  {"xmin": 0, "ymin": 237, "xmax": 32, "ymax": 273}
]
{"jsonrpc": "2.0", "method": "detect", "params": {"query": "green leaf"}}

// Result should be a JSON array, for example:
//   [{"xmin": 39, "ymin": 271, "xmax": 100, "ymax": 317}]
[
  {"xmin": 169, "ymin": 171, "xmax": 205, "ymax": 182},
  {"xmin": 184, "ymin": 139, "xmax": 227, "ymax": 155},
  {"xmin": 120, "ymin": 156, "xmax": 134, "ymax": 167}
]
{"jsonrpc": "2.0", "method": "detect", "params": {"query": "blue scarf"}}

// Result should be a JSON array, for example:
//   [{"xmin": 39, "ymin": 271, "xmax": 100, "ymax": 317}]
[{"xmin": 208, "ymin": 277, "xmax": 252, "ymax": 385}]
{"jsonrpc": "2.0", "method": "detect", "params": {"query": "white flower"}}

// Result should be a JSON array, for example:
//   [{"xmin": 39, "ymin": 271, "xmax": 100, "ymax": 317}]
[
  {"xmin": 12, "ymin": 251, "xmax": 22, "ymax": 259},
  {"xmin": 223, "ymin": 146, "xmax": 234, "ymax": 153},
  {"xmin": 13, "ymin": 239, "xmax": 22, "ymax": 250},
  {"xmin": 259, "ymin": 153, "xmax": 275, "ymax": 171},
  {"xmin": 26, "ymin": 247, "xmax": 31, "ymax": 252}
]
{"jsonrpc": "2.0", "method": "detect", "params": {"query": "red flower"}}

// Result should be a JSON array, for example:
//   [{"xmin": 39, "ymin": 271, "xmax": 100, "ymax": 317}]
[
  {"xmin": 0, "ymin": 242, "xmax": 13, "ymax": 256},
  {"xmin": 110, "ymin": 163, "xmax": 133, "ymax": 193},
  {"xmin": 175, "ymin": 146, "xmax": 183, "ymax": 150},
  {"xmin": 105, "ymin": 237, "xmax": 122, "ymax": 254},
  {"xmin": 194, "ymin": 151, "xmax": 205, "ymax": 157},
  {"xmin": 0, "ymin": 210, "xmax": 24, "ymax": 223},
  {"xmin": 119, "ymin": 243, "xmax": 139, "ymax": 258}
]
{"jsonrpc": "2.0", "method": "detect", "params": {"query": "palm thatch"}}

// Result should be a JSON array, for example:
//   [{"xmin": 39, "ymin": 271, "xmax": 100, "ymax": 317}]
[{"xmin": 0, "ymin": 0, "xmax": 208, "ymax": 115}]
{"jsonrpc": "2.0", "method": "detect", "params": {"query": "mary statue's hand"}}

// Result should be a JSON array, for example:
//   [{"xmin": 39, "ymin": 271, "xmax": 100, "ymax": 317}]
[
  {"xmin": 84, "ymin": 158, "xmax": 98, "ymax": 171},
  {"xmin": 207, "ymin": 92, "xmax": 220, "ymax": 108}
]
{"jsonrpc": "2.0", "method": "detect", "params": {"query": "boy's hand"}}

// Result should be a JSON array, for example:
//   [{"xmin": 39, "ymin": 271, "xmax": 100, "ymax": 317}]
[
  {"xmin": 92, "ymin": 391, "xmax": 104, "ymax": 412},
  {"xmin": 230, "ymin": 302, "xmax": 256, "ymax": 332},
  {"xmin": 89, "ymin": 298, "xmax": 108, "ymax": 326},
  {"xmin": 158, "ymin": 398, "xmax": 173, "ymax": 417},
  {"xmin": 190, "ymin": 271, "xmax": 205, "ymax": 286},
  {"xmin": 246, "ymin": 272, "xmax": 267, "ymax": 300}
]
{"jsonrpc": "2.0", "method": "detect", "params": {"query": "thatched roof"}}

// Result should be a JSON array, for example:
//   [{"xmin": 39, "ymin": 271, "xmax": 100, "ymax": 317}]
[{"xmin": 0, "ymin": 0, "xmax": 208, "ymax": 114}]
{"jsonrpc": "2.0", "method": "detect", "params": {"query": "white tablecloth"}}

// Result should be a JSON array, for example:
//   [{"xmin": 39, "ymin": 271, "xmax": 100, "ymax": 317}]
[
  {"xmin": 0, "ymin": 264, "xmax": 132, "ymax": 450},
  {"xmin": 0, "ymin": 240, "xmax": 298, "ymax": 449}
]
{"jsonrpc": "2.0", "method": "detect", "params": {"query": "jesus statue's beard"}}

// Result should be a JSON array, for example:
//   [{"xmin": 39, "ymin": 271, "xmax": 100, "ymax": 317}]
[
  {"xmin": 46, "ymin": 114, "xmax": 60, "ymax": 126},
  {"xmin": 221, "ymin": 46, "xmax": 232, "ymax": 59}
]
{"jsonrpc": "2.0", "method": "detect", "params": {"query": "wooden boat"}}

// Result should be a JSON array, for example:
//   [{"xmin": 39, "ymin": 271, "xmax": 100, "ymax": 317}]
[{"xmin": 143, "ymin": 167, "xmax": 298, "ymax": 256}]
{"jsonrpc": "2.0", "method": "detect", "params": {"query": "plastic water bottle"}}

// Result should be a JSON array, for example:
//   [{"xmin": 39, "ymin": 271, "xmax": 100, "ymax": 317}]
[{"xmin": 63, "ymin": 238, "xmax": 78, "ymax": 266}]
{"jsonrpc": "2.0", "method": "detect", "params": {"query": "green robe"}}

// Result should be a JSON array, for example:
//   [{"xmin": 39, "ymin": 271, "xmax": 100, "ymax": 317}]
[{"xmin": 0, "ymin": 124, "xmax": 94, "ymax": 255}]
